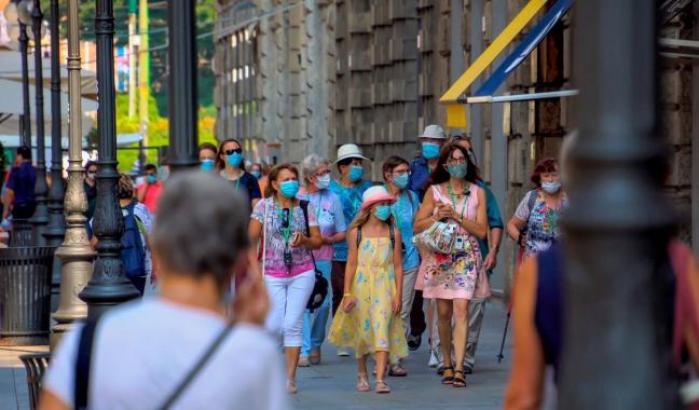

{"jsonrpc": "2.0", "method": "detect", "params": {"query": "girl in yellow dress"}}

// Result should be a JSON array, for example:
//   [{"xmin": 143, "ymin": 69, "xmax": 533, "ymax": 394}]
[{"xmin": 328, "ymin": 186, "xmax": 408, "ymax": 394}]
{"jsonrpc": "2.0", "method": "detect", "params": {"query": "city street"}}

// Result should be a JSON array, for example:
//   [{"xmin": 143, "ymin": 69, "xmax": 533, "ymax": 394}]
[{"xmin": 0, "ymin": 302, "xmax": 512, "ymax": 410}]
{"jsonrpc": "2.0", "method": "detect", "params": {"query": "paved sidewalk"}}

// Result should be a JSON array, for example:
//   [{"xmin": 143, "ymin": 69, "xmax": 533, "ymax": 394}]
[
  {"xmin": 292, "ymin": 300, "xmax": 512, "ymax": 410},
  {"xmin": 0, "ymin": 302, "xmax": 512, "ymax": 410},
  {"xmin": 0, "ymin": 345, "xmax": 48, "ymax": 410}
]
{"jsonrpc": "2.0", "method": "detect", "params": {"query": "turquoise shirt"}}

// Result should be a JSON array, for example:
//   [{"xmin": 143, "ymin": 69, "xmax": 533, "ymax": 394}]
[
  {"xmin": 390, "ymin": 189, "xmax": 420, "ymax": 272},
  {"xmin": 476, "ymin": 180, "xmax": 504, "ymax": 272},
  {"xmin": 329, "ymin": 179, "xmax": 374, "ymax": 261}
]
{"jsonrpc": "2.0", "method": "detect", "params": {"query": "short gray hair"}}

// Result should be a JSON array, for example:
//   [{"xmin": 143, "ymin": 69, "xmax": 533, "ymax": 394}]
[
  {"xmin": 150, "ymin": 171, "xmax": 249, "ymax": 290},
  {"xmin": 300, "ymin": 154, "xmax": 329, "ymax": 185}
]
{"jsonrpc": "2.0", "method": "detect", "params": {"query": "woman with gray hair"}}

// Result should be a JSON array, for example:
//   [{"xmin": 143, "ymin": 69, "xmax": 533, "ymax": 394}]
[
  {"xmin": 297, "ymin": 154, "xmax": 347, "ymax": 367},
  {"xmin": 40, "ymin": 172, "xmax": 287, "ymax": 410}
]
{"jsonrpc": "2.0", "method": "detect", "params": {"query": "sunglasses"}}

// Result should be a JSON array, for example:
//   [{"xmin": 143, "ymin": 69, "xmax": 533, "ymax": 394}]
[{"xmin": 224, "ymin": 148, "xmax": 243, "ymax": 156}]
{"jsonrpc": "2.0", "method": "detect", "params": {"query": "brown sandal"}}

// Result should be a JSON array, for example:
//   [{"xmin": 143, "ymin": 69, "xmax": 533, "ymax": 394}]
[
  {"xmin": 356, "ymin": 374, "xmax": 371, "ymax": 392},
  {"xmin": 452, "ymin": 369, "xmax": 467, "ymax": 388},
  {"xmin": 375, "ymin": 380, "xmax": 391, "ymax": 394},
  {"xmin": 441, "ymin": 367, "xmax": 454, "ymax": 384}
]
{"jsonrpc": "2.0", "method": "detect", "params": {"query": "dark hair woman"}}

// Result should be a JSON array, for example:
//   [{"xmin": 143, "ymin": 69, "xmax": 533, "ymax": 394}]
[
  {"xmin": 248, "ymin": 163, "xmax": 323, "ymax": 394},
  {"xmin": 506, "ymin": 157, "xmax": 567, "ymax": 257},
  {"xmin": 413, "ymin": 142, "xmax": 490, "ymax": 388},
  {"xmin": 216, "ymin": 138, "xmax": 261, "ymax": 209}
]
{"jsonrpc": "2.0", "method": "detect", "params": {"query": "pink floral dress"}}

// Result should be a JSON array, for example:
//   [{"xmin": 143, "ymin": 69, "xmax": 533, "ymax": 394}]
[{"xmin": 418, "ymin": 184, "xmax": 490, "ymax": 300}]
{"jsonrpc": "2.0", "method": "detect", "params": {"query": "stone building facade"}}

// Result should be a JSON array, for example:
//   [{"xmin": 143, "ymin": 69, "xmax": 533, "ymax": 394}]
[{"xmin": 213, "ymin": 0, "xmax": 698, "ymax": 289}]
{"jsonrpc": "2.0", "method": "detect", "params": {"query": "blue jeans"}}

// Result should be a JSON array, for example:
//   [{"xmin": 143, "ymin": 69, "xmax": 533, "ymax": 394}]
[{"xmin": 301, "ymin": 260, "xmax": 332, "ymax": 357}]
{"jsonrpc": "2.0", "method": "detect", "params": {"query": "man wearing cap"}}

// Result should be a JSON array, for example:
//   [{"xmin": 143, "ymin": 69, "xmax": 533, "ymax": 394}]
[
  {"xmin": 406, "ymin": 124, "xmax": 447, "ymax": 352},
  {"xmin": 409, "ymin": 124, "xmax": 448, "ymax": 199},
  {"xmin": 329, "ymin": 144, "xmax": 373, "ymax": 356}
]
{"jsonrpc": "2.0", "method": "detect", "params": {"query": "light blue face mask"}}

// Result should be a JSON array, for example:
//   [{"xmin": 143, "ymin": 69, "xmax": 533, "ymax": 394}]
[
  {"xmin": 280, "ymin": 180, "xmax": 300, "ymax": 199},
  {"xmin": 348, "ymin": 165, "xmax": 364, "ymax": 182},
  {"xmin": 315, "ymin": 174, "xmax": 331, "ymax": 190},
  {"xmin": 200, "ymin": 159, "xmax": 215, "ymax": 172},
  {"xmin": 446, "ymin": 163, "xmax": 467, "ymax": 178},
  {"xmin": 374, "ymin": 205, "xmax": 391, "ymax": 221},
  {"xmin": 147, "ymin": 175, "xmax": 158, "ymax": 184},
  {"xmin": 393, "ymin": 173, "xmax": 409, "ymax": 189},
  {"xmin": 541, "ymin": 181, "xmax": 561, "ymax": 194},
  {"xmin": 422, "ymin": 142, "xmax": 441, "ymax": 160},
  {"xmin": 251, "ymin": 170, "xmax": 262, "ymax": 179},
  {"xmin": 227, "ymin": 152, "xmax": 243, "ymax": 168}
]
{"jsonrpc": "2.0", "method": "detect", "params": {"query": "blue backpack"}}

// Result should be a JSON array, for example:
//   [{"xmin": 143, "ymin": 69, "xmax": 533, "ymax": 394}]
[{"xmin": 121, "ymin": 201, "xmax": 146, "ymax": 286}]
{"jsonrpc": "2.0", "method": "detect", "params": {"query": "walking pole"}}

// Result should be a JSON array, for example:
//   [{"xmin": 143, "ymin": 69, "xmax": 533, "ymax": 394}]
[
  {"xmin": 498, "ymin": 243, "xmax": 525, "ymax": 363},
  {"xmin": 497, "ymin": 311, "xmax": 510, "ymax": 363}
]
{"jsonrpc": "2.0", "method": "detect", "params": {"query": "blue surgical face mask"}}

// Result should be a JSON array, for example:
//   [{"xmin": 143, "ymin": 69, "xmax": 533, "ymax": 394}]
[
  {"xmin": 315, "ymin": 174, "xmax": 331, "ymax": 190},
  {"xmin": 227, "ymin": 152, "xmax": 243, "ymax": 168},
  {"xmin": 446, "ymin": 163, "xmax": 467, "ymax": 179},
  {"xmin": 200, "ymin": 159, "xmax": 215, "ymax": 172},
  {"xmin": 280, "ymin": 180, "xmax": 300, "ymax": 199},
  {"xmin": 374, "ymin": 205, "xmax": 391, "ymax": 221},
  {"xmin": 392, "ymin": 173, "xmax": 409, "ymax": 189},
  {"xmin": 422, "ymin": 142, "xmax": 441, "ymax": 160},
  {"xmin": 541, "ymin": 180, "xmax": 561, "ymax": 194},
  {"xmin": 147, "ymin": 175, "xmax": 157, "ymax": 184},
  {"xmin": 348, "ymin": 165, "xmax": 364, "ymax": 182},
  {"xmin": 251, "ymin": 170, "xmax": 262, "ymax": 179}
]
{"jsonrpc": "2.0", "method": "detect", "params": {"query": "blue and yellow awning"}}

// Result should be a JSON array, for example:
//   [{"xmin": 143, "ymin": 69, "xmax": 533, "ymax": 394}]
[{"xmin": 440, "ymin": 0, "xmax": 574, "ymax": 127}]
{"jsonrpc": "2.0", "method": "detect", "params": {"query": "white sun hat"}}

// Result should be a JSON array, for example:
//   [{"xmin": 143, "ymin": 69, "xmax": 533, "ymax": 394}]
[
  {"xmin": 420, "ymin": 124, "xmax": 447, "ymax": 140},
  {"xmin": 335, "ymin": 143, "xmax": 369, "ymax": 163}
]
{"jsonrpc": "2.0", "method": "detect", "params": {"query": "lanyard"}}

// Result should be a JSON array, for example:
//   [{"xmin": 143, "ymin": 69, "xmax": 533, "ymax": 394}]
[
  {"xmin": 221, "ymin": 170, "xmax": 242, "ymax": 190},
  {"xmin": 447, "ymin": 182, "xmax": 469, "ymax": 221},
  {"xmin": 275, "ymin": 200, "xmax": 295, "ymax": 247}
]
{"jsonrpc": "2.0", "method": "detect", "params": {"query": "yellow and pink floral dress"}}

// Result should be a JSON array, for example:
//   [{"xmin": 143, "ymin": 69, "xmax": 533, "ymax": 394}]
[{"xmin": 328, "ymin": 235, "xmax": 408, "ymax": 360}]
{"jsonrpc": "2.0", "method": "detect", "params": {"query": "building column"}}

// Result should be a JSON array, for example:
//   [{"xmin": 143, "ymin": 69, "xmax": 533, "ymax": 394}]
[
  {"xmin": 468, "ymin": 0, "xmax": 483, "ymax": 159},
  {"xmin": 560, "ymin": 1, "xmax": 675, "ymax": 408}
]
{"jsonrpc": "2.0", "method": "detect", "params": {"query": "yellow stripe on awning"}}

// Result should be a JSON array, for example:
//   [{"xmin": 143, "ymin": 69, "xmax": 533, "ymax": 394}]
[{"xmin": 440, "ymin": 0, "xmax": 549, "ymax": 104}]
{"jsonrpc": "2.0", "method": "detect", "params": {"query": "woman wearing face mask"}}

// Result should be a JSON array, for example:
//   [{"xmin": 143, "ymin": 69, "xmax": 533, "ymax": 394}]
[
  {"xmin": 216, "ymin": 138, "xmax": 262, "ymax": 209},
  {"xmin": 248, "ymin": 163, "xmax": 323, "ymax": 394},
  {"xmin": 382, "ymin": 156, "xmax": 420, "ymax": 377},
  {"xmin": 297, "ymin": 154, "xmax": 347, "ymax": 367},
  {"xmin": 413, "ymin": 142, "xmax": 489, "ymax": 389},
  {"xmin": 198, "ymin": 142, "xmax": 218, "ymax": 172},
  {"xmin": 506, "ymin": 158, "xmax": 567, "ymax": 257}
]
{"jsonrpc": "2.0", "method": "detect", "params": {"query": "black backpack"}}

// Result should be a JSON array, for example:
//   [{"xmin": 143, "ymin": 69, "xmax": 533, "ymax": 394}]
[{"xmin": 299, "ymin": 200, "xmax": 329, "ymax": 312}]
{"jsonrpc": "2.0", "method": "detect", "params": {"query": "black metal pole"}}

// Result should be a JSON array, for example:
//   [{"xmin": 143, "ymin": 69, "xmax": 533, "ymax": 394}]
[
  {"xmin": 79, "ymin": 0, "xmax": 139, "ymax": 318},
  {"xmin": 29, "ymin": 0, "xmax": 49, "ymax": 246},
  {"xmin": 168, "ymin": 0, "xmax": 199, "ymax": 172},
  {"xmin": 44, "ymin": 0, "xmax": 65, "ymax": 297},
  {"xmin": 560, "ymin": 1, "xmax": 676, "ymax": 409},
  {"xmin": 18, "ymin": 15, "xmax": 31, "ymax": 147}
]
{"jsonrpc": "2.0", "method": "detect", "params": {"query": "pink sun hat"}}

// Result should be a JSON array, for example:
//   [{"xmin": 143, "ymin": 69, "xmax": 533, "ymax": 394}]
[{"xmin": 360, "ymin": 186, "xmax": 396, "ymax": 210}]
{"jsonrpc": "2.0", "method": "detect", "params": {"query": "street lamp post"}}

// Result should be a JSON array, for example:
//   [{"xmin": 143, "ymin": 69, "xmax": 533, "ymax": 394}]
[
  {"xmin": 44, "ymin": 0, "xmax": 65, "ymax": 297},
  {"xmin": 79, "ymin": 0, "xmax": 139, "ymax": 319},
  {"xmin": 51, "ymin": 0, "xmax": 95, "ymax": 345},
  {"xmin": 16, "ymin": 0, "xmax": 31, "ymax": 147},
  {"xmin": 560, "ymin": 1, "xmax": 675, "ymax": 409},
  {"xmin": 168, "ymin": 0, "xmax": 199, "ymax": 172},
  {"xmin": 26, "ymin": 0, "xmax": 49, "ymax": 246}
]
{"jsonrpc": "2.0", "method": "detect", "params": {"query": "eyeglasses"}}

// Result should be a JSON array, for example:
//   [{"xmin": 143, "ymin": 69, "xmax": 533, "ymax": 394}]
[
  {"xmin": 446, "ymin": 159, "xmax": 467, "ymax": 165},
  {"xmin": 315, "ymin": 170, "xmax": 331, "ymax": 177},
  {"xmin": 224, "ymin": 148, "xmax": 243, "ymax": 155},
  {"xmin": 392, "ymin": 170, "xmax": 411, "ymax": 177}
]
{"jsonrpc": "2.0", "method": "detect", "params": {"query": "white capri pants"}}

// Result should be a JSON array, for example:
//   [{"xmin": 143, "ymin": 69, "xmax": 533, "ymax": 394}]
[{"xmin": 264, "ymin": 270, "xmax": 316, "ymax": 347}]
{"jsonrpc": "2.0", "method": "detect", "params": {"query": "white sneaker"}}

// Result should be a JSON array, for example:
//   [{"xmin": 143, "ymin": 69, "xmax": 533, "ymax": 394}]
[
  {"xmin": 337, "ymin": 348, "xmax": 351, "ymax": 357},
  {"xmin": 428, "ymin": 349, "xmax": 438, "ymax": 368}
]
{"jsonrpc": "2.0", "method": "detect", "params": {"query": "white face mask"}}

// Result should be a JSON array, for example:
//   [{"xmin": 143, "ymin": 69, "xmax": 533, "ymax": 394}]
[
  {"xmin": 315, "ymin": 174, "xmax": 331, "ymax": 190},
  {"xmin": 542, "ymin": 181, "xmax": 562, "ymax": 194}
]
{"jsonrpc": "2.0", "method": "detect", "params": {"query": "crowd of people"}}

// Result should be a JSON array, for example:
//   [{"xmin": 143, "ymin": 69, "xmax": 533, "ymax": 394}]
[{"xmin": 35, "ymin": 122, "xmax": 699, "ymax": 410}]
